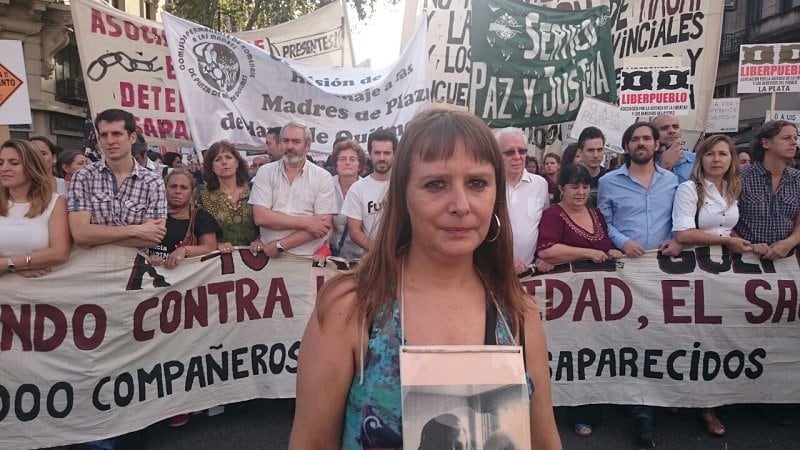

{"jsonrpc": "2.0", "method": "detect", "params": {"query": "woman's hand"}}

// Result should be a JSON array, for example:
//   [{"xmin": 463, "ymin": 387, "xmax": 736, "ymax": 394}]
[
  {"xmin": 218, "ymin": 242, "xmax": 234, "ymax": 254},
  {"xmin": 18, "ymin": 268, "xmax": 51, "ymax": 278},
  {"xmin": 165, "ymin": 247, "xmax": 188, "ymax": 269},
  {"xmin": 249, "ymin": 239, "xmax": 265, "ymax": 256},
  {"xmin": 749, "ymin": 243, "xmax": 769, "ymax": 256},
  {"xmin": 724, "ymin": 237, "xmax": 752, "ymax": 254},
  {"xmin": 147, "ymin": 255, "xmax": 164, "ymax": 266},
  {"xmin": 608, "ymin": 249, "xmax": 624, "ymax": 259},
  {"xmin": 586, "ymin": 249, "xmax": 610, "ymax": 263}
]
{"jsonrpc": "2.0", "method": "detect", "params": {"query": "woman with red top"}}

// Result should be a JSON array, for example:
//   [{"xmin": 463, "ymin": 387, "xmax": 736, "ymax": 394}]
[
  {"xmin": 537, "ymin": 164, "xmax": 622, "ymax": 266},
  {"xmin": 536, "ymin": 163, "xmax": 622, "ymax": 438}
]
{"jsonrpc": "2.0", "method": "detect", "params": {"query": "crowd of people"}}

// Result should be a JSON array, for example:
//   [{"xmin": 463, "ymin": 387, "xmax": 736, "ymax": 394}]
[{"xmin": 1, "ymin": 105, "xmax": 799, "ymax": 449}]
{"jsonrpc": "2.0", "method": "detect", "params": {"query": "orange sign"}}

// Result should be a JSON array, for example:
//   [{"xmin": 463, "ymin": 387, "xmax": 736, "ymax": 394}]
[{"xmin": 0, "ymin": 62, "xmax": 24, "ymax": 108}]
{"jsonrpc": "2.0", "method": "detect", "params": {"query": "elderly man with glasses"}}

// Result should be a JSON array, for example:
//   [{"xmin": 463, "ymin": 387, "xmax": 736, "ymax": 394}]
[{"xmin": 495, "ymin": 127, "xmax": 550, "ymax": 274}]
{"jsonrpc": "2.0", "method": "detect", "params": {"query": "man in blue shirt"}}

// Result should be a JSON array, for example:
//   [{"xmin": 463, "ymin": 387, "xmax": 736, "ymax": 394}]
[
  {"xmin": 652, "ymin": 114, "xmax": 696, "ymax": 183},
  {"xmin": 599, "ymin": 122, "xmax": 682, "ymax": 257},
  {"xmin": 598, "ymin": 121, "xmax": 682, "ymax": 448}
]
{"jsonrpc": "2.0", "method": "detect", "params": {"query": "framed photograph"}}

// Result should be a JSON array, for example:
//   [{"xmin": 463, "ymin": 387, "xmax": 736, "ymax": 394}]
[{"xmin": 401, "ymin": 345, "xmax": 530, "ymax": 450}]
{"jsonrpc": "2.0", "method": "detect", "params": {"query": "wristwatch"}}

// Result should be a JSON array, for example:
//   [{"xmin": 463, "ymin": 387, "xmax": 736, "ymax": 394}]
[
  {"xmin": 275, "ymin": 240, "xmax": 285, "ymax": 253},
  {"xmin": 6, "ymin": 257, "xmax": 15, "ymax": 273}
]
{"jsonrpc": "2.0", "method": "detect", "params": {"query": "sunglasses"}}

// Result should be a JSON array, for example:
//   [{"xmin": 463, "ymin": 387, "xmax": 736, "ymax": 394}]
[{"xmin": 502, "ymin": 148, "xmax": 527, "ymax": 157}]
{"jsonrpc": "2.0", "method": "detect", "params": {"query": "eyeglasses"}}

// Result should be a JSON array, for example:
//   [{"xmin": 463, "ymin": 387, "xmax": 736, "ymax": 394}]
[{"xmin": 502, "ymin": 148, "xmax": 527, "ymax": 157}]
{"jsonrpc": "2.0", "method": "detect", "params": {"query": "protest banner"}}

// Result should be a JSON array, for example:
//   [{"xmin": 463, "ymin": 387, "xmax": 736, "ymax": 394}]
[
  {"xmin": 403, "ymin": 0, "xmax": 724, "ymax": 134},
  {"xmin": 619, "ymin": 57, "xmax": 691, "ymax": 116},
  {"xmin": 2, "ymin": 245, "xmax": 800, "ymax": 447},
  {"xmin": 162, "ymin": 13, "xmax": 429, "ymax": 153},
  {"xmin": 705, "ymin": 98, "xmax": 740, "ymax": 133},
  {"xmin": 738, "ymin": 43, "xmax": 800, "ymax": 94},
  {"xmin": 525, "ymin": 246, "xmax": 800, "ymax": 407},
  {"xmin": 0, "ymin": 40, "xmax": 32, "ymax": 125},
  {"xmin": 70, "ymin": 0, "xmax": 355, "ymax": 147},
  {"xmin": 569, "ymin": 96, "xmax": 636, "ymax": 153},
  {"xmin": 469, "ymin": 1, "xmax": 616, "ymax": 128},
  {"xmin": 0, "ymin": 246, "xmax": 334, "ymax": 448},
  {"xmin": 234, "ymin": 3, "xmax": 355, "ymax": 67}
]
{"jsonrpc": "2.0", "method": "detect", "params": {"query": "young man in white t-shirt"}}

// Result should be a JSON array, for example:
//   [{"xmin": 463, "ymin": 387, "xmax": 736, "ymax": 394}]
[{"xmin": 341, "ymin": 129, "xmax": 397, "ymax": 252}]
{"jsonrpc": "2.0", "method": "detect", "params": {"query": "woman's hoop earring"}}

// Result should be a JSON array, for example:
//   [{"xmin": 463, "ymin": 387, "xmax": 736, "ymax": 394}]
[{"xmin": 485, "ymin": 214, "xmax": 501, "ymax": 242}]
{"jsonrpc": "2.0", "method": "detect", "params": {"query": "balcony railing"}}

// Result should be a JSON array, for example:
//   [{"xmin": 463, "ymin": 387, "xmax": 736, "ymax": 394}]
[
  {"xmin": 720, "ymin": 30, "xmax": 747, "ymax": 60},
  {"xmin": 55, "ymin": 78, "xmax": 88, "ymax": 106}
]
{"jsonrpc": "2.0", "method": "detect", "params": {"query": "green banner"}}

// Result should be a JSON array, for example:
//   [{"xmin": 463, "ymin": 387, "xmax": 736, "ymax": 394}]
[{"xmin": 469, "ymin": 1, "xmax": 616, "ymax": 127}]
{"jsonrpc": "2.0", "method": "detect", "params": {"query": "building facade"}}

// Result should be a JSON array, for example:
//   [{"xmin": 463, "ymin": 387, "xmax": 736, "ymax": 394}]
[
  {"xmin": 0, "ymin": 0, "xmax": 161, "ymax": 151},
  {"xmin": 716, "ymin": 0, "xmax": 800, "ymax": 141}
]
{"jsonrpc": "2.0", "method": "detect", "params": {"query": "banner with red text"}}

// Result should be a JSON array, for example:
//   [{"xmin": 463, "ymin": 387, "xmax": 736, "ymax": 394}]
[
  {"xmin": 738, "ymin": 43, "xmax": 800, "ymax": 93},
  {"xmin": 0, "ymin": 246, "xmax": 334, "ymax": 448},
  {"xmin": 527, "ymin": 246, "xmax": 800, "ymax": 407},
  {"xmin": 162, "ymin": 13, "xmax": 429, "ymax": 153},
  {"xmin": 70, "ymin": 0, "xmax": 355, "ymax": 147},
  {"xmin": 3, "ymin": 246, "xmax": 800, "ymax": 447},
  {"xmin": 402, "ymin": 0, "xmax": 724, "ymax": 135}
]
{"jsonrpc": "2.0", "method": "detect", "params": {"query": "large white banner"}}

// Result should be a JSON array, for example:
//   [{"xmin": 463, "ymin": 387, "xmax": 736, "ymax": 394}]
[
  {"xmin": 531, "ymin": 246, "xmax": 800, "ymax": 407},
  {"xmin": 70, "ymin": 0, "xmax": 355, "ymax": 147},
  {"xmin": 0, "ymin": 246, "xmax": 331, "ymax": 448},
  {"xmin": 402, "ymin": 0, "xmax": 724, "ymax": 135},
  {"xmin": 3, "ymin": 246, "xmax": 800, "ymax": 447},
  {"xmin": 162, "ymin": 13, "xmax": 429, "ymax": 153}
]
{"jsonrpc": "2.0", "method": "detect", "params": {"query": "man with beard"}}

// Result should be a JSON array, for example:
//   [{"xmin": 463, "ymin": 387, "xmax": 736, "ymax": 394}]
[
  {"xmin": 341, "ymin": 129, "xmax": 397, "ymax": 252},
  {"xmin": 495, "ymin": 127, "xmax": 549, "ymax": 274},
  {"xmin": 652, "ymin": 114, "xmax": 696, "ymax": 183},
  {"xmin": 249, "ymin": 121, "xmax": 338, "ymax": 257},
  {"xmin": 598, "ymin": 122, "xmax": 682, "ymax": 448}
]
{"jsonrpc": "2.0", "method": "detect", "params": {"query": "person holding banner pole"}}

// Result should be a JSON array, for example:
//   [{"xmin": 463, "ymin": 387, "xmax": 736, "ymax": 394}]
[
  {"xmin": 0, "ymin": 139, "xmax": 72, "ymax": 277},
  {"xmin": 598, "ymin": 122, "xmax": 682, "ymax": 448},
  {"xmin": 671, "ymin": 134, "xmax": 749, "ymax": 437},
  {"xmin": 290, "ymin": 107, "xmax": 561, "ymax": 450}
]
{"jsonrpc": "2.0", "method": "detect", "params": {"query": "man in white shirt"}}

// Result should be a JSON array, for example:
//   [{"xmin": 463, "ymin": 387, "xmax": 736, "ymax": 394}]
[
  {"xmin": 341, "ymin": 129, "xmax": 397, "ymax": 252},
  {"xmin": 249, "ymin": 121, "xmax": 338, "ymax": 257},
  {"xmin": 495, "ymin": 127, "xmax": 549, "ymax": 274}
]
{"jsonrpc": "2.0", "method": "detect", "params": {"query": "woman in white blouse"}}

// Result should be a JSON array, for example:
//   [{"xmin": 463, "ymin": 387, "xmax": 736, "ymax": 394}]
[
  {"xmin": 0, "ymin": 139, "xmax": 71, "ymax": 278},
  {"xmin": 671, "ymin": 134, "xmax": 750, "ymax": 437}
]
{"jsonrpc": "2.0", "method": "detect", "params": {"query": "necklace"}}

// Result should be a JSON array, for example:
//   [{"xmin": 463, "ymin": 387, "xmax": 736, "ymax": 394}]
[{"xmin": 220, "ymin": 185, "xmax": 242, "ymax": 202}]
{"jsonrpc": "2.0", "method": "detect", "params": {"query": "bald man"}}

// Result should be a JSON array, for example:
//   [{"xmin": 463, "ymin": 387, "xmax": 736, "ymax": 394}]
[{"xmin": 652, "ymin": 114, "xmax": 696, "ymax": 183}]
